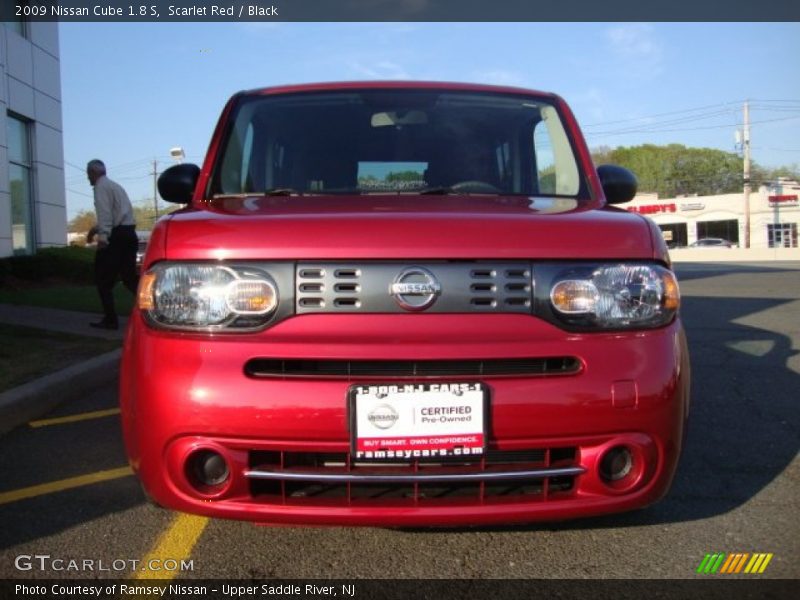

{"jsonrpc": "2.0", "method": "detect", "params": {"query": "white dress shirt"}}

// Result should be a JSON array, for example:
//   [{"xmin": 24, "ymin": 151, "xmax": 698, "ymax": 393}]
[{"xmin": 93, "ymin": 175, "xmax": 135, "ymax": 243}]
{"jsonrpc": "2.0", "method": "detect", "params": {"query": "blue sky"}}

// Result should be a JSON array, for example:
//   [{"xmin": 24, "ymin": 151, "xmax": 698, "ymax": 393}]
[{"xmin": 60, "ymin": 22, "xmax": 800, "ymax": 217}]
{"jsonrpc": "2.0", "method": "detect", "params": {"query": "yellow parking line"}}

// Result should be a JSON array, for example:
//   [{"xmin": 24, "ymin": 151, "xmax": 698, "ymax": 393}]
[
  {"xmin": 0, "ymin": 466, "xmax": 133, "ymax": 506},
  {"xmin": 29, "ymin": 408, "xmax": 121, "ymax": 428},
  {"xmin": 136, "ymin": 513, "xmax": 209, "ymax": 580}
]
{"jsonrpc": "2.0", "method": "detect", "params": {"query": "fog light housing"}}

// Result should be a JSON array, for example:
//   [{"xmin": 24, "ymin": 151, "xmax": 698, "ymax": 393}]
[
  {"xmin": 187, "ymin": 449, "xmax": 230, "ymax": 489},
  {"xmin": 599, "ymin": 446, "xmax": 633, "ymax": 483}
]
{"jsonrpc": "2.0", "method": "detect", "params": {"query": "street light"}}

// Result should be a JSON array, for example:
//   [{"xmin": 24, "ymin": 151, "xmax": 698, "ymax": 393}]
[
  {"xmin": 153, "ymin": 147, "xmax": 185, "ymax": 221},
  {"xmin": 170, "ymin": 147, "xmax": 185, "ymax": 163}
]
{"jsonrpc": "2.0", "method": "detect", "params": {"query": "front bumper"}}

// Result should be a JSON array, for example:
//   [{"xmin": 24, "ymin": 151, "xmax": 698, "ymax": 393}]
[{"xmin": 120, "ymin": 312, "xmax": 690, "ymax": 526}]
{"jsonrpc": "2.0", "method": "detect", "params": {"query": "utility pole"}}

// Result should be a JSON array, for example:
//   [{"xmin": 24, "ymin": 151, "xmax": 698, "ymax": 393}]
[
  {"xmin": 151, "ymin": 159, "xmax": 159, "ymax": 221},
  {"xmin": 743, "ymin": 101, "xmax": 751, "ymax": 249}
]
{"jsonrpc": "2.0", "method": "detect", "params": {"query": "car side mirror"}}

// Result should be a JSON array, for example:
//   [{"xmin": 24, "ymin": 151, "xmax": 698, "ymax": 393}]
[
  {"xmin": 597, "ymin": 165, "xmax": 637, "ymax": 205},
  {"xmin": 158, "ymin": 163, "xmax": 200, "ymax": 204}
]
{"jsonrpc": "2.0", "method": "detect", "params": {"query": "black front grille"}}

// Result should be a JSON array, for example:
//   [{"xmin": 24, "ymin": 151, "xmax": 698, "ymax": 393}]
[
  {"xmin": 247, "ymin": 448, "xmax": 578, "ymax": 505},
  {"xmin": 244, "ymin": 357, "xmax": 580, "ymax": 379}
]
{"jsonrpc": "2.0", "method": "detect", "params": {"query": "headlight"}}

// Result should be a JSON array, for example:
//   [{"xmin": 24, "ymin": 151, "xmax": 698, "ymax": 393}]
[
  {"xmin": 549, "ymin": 264, "xmax": 679, "ymax": 330},
  {"xmin": 138, "ymin": 263, "xmax": 278, "ymax": 331}
]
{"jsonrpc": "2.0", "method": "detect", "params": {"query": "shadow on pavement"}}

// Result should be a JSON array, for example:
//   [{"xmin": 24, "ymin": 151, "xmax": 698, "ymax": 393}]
[
  {"xmin": 673, "ymin": 261, "xmax": 800, "ymax": 282},
  {"xmin": 0, "ymin": 407, "xmax": 146, "ymax": 551},
  {"xmin": 411, "ymin": 291, "xmax": 800, "ymax": 533}
]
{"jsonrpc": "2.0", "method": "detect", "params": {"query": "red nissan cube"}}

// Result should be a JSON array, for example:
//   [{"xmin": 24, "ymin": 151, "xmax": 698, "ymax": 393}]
[{"xmin": 121, "ymin": 81, "xmax": 690, "ymax": 526}]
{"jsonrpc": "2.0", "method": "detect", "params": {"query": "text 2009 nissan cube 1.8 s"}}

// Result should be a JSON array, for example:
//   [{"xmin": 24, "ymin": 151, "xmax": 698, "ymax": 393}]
[{"xmin": 122, "ymin": 81, "xmax": 690, "ymax": 526}]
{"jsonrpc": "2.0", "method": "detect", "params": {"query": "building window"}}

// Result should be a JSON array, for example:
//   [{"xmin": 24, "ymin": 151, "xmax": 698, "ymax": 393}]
[
  {"xmin": 7, "ymin": 114, "xmax": 34, "ymax": 255},
  {"xmin": 659, "ymin": 223, "xmax": 688, "ymax": 248},
  {"xmin": 767, "ymin": 223, "xmax": 798, "ymax": 248},
  {"xmin": 3, "ymin": 2, "xmax": 29, "ymax": 38},
  {"xmin": 697, "ymin": 219, "xmax": 739, "ymax": 245}
]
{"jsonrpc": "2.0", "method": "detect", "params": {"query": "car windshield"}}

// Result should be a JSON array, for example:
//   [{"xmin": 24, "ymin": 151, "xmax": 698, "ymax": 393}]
[{"xmin": 212, "ymin": 90, "xmax": 585, "ymax": 199}]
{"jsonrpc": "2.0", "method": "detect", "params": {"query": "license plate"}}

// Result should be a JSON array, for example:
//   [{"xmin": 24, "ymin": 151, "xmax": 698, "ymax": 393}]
[{"xmin": 349, "ymin": 382, "xmax": 487, "ymax": 460}]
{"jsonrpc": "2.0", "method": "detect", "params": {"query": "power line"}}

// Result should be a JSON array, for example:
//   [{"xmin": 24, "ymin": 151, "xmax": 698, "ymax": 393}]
[
  {"xmin": 585, "ymin": 109, "xmax": 738, "ymax": 135},
  {"xmin": 64, "ymin": 160, "xmax": 85, "ymax": 172},
  {"xmin": 582, "ymin": 100, "xmax": 800, "ymax": 137},
  {"xmin": 115, "ymin": 174, "xmax": 151, "ymax": 181},
  {"xmin": 585, "ymin": 114, "xmax": 800, "ymax": 137},
  {"xmin": 750, "ymin": 105, "xmax": 800, "ymax": 112},
  {"xmin": 581, "ymin": 101, "xmax": 741, "ymax": 128},
  {"xmin": 583, "ymin": 109, "xmax": 737, "ymax": 133}
]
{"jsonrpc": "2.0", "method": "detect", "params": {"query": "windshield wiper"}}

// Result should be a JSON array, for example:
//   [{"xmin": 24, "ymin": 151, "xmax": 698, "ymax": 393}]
[
  {"xmin": 264, "ymin": 188, "xmax": 302, "ymax": 196},
  {"xmin": 419, "ymin": 186, "xmax": 458, "ymax": 195},
  {"xmin": 212, "ymin": 189, "xmax": 303, "ymax": 199}
]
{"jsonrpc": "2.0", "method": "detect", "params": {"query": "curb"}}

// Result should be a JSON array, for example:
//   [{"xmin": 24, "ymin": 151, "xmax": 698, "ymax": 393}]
[{"xmin": 0, "ymin": 349, "xmax": 122, "ymax": 435}]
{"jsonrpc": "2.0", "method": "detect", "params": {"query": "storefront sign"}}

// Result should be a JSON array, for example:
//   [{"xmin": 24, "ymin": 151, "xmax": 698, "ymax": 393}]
[
  {"xmin": 627, "ymin": 203, "xmax": 677, "ymax": 215},
  {"xmin": 680, "ymin": 202, "xmax": 705, "ymax": 211},
  {"xmin": 769, "ymin": 195, "xmax": 798, "ymax": 206}
]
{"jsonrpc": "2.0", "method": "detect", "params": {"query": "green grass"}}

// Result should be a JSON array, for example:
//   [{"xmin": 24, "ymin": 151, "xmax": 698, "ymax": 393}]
[
  {"xmin": 0, "ymin": 285, "xmax": 134, "ymax": 315},
  {"xmin": 0, "ymin": 323, "xmax": 120, "ymax": 392}
]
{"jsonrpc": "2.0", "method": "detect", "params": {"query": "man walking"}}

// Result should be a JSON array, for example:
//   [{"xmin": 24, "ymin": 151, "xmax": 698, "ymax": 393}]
[{"xmin": 87, "ymin": 159, "xmax": 139, "ymax": 330}]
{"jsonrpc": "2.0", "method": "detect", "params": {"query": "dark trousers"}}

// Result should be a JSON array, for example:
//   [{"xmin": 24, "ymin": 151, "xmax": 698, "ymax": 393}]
[{"xmin": 95, "ymin": 225, "xmax": 139, "ymax": 323}]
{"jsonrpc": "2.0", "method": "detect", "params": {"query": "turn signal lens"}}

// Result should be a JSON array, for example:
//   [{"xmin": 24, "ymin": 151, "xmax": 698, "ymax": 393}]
[
  {"xmin": 226, "ymin": 280, "xmax": 277, "ymax": 314},
  {"xmin": 662, "ymin": 270, "xmax": 680, "ymax": 311},
  {"xmin": 137, "ymin": 272, "xmax": 157, "ymax": 311},
  {"xmin": 551, "ymin": 280, "xmax": 598, "ymax": 314}
]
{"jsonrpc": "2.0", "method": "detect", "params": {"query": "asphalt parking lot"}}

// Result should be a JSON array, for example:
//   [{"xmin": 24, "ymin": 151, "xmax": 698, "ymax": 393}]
[{"xmin": 0, "ymin": 262, "xmax": 798, "ymax": 581}]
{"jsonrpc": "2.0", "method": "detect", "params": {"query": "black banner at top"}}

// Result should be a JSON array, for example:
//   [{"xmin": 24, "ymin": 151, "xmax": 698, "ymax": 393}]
[{"xmin": 2, "ymin": 0, "xmax": 800, "ymax": 22}]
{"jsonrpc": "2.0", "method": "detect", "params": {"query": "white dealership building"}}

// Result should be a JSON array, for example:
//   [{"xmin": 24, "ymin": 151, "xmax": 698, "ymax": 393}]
[
  {"xmin": 0, "ymin": 20, "xmax": 66, "ymax": 257},
  {"xmin": 619, "ymin": 179, "xmax": 800, "ymax": 253}
]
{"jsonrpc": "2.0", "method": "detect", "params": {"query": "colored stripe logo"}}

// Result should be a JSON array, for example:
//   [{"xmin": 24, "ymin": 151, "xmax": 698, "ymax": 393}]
[{"xmin": 697, "ymin": 553, "xmax": 773, "ymax": 574}]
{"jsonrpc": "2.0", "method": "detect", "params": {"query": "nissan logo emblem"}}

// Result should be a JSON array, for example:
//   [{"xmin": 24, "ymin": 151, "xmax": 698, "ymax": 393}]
[
  {"xmin": 367, "ymin": 404, "xmax": 399, "ymax": 430},
  {"xmin": 390, "ymin": 267, "xmax": 442, "ymax": 311}
]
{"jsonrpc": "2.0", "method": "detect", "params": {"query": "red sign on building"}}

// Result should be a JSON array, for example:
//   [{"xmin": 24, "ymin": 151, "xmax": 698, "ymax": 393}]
[{"xmin": 627, "ymin": 203, "xmax": 677, "ymax": 215}]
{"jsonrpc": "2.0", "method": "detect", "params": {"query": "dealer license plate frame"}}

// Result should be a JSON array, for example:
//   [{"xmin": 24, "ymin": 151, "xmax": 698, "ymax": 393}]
[{"xmin": 348, "ymin": 382, "xmax": 489, "ymax": 461}]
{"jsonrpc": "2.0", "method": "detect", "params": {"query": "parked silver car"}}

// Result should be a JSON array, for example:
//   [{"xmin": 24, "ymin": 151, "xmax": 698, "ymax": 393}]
[
  {"xmin": 136, "ymin": 231, "xmax": 151, "ymax": 271},
  {"xmin": 689, "ymin": 237, "xmax": 736, "ymax": 248}
]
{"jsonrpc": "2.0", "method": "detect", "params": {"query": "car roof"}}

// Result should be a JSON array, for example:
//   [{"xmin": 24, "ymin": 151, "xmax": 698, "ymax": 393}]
[{"xmin": 242, "ymin": 80, "xmax": 558, "ymax": 100}]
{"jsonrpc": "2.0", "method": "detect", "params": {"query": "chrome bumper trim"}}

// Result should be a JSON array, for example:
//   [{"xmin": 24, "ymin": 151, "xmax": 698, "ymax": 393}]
[{"xmin": 244, "ymin": 466, "xmax": 585, "ymax": 484}]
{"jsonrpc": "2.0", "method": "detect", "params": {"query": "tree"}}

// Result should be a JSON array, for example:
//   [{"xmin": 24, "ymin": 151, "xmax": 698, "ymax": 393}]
[
  {"xmin": 385, "ymin": 170, "xmax": 425, "ymax": 183},
  {"xmin": 591, "ymin": 144, "xmax": 742, "ymax": 197},
  {"xmin": 758, "ymin": 164, "xmax": 800, "ymax": 184},
  {"xmin": 68, "ymin": 209, "xmax": 97, "ymax": 233},
  {"xmin": 591, "ymin": 144, "xmax": 800, "ymax": 198},
  {"xmin": 68, "ymin": 198, "xmax": 179, "ymax": 234}
]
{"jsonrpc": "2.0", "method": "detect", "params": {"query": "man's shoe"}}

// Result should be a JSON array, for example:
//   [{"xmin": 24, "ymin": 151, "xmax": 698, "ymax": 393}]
[{"xmin": 90, "ymin": 320, "xmax": 118, "ymax": 330}]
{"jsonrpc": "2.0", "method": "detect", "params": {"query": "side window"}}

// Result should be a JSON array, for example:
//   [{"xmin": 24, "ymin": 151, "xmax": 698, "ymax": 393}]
[
  {"xmin": 219, "ymin": 119, "xmax": 248, "ymax": 193},
  {"xmin": 240, "ymin": 123, "xmax": 254, "ymax": 191},
  {"xmin": 532, "ymin": 106, "xmax": 580, "ymax": 196},
  {"xmin": 533, "ymin": 124, "xmax": 556, "ymax": 194}
]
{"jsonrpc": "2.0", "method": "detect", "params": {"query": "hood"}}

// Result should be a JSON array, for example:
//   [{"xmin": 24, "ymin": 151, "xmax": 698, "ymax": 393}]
[{"xmin": 163, "ymin": 195, "xmax": 654, "ymax": 261}]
